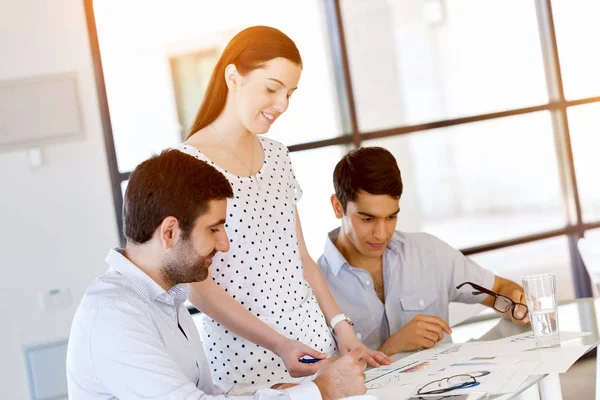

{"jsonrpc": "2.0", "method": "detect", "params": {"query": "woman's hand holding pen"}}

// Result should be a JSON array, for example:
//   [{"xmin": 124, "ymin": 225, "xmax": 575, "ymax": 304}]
[{"xmin": 273, "ymin": 337, "xmax": 327, "ymax": 377}]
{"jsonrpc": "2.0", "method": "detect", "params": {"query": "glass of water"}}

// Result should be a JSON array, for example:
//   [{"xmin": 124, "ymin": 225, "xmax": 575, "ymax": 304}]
[{"xmin": 522, "ymin": 273, "xmax": 560, "ymax": 348}]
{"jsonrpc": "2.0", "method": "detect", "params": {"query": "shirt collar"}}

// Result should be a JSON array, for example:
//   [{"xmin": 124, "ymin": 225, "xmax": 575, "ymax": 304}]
[
  {"xmin": 105, "ymin": 248, "xmax": 189, "ymax": 307},
  {"xmin": 323, "ymin": 228, "xmax": 349, "ymax": 277},
  {"xmin": 323, "ymin": 228, "xmax": 405, "ymax": 277},
  {"xmin": 387, "ymin": 230, "xmax": 405, "ymax": 253}
]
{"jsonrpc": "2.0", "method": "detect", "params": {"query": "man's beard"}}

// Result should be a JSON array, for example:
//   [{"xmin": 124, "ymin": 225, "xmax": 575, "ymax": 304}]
[{"xmin": 161, "ymin": 242, "xmax": 215, "ymax": 287}]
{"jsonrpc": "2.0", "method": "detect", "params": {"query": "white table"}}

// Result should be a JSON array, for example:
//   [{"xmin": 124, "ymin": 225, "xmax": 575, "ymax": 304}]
[{"xmin": 389, "ymin": 297, "xmax": 600, "ymax": 399}]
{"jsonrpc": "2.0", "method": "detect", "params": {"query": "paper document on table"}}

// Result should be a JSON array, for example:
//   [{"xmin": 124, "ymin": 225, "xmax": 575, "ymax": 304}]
[
  {"xmin": 460, "ymin": 330, "xmax": 592, "ymax": 354},
  {"xmin": 400, "ymin": 344, "xmax": 475, "ymax": 377},
  {"xmin": 364, "ymin": 359, "xmax": 421, "ymax": 383},
  {"xmin": 365, "ymin": 343, "xmax": 531, "ymax": 395},
  {"xmin": 367, "ymin": 362, "xmax": 536, "ymax": 396},
  {"xmin": 403, "ymin": 341, "xmax": 524, "ymax": 364},
  {"xmin": 365, "ymin": 363, "xmax": 433, "ymax": 390},
  {"xmin": 403, "ymin": 343, "xmax": 469, "ymax": 364},
  {"xmin": 431, "ymin": 362, "xmax": 538, "ymax": 395},
  {"xmin": 496, "ymin": 330, "xmax": 591, "ymax": 349},
  {"xmin": 524, "ymin": 344, "xmax": 591, "ymax": 374},
  {"xmin": 496, "ymin": 361, "xmax": 539, "ymax": 393},
  {"xmin": 365, "ymin": 345, "xmax": 460, "ymax": 390},
  {"xmin": 366, "ymin": 383, "xmax": 416, "ymax": 399},
  {"xmin": 464, "ymin": 334, "xmax": 537, "ymax": 353},
  {"xmin": 441, "ymin": 354, "xmax": 524, "ymax": 366}
]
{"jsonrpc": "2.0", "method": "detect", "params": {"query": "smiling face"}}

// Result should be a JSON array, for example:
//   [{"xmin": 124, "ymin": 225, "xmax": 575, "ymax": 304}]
[
  {"xmin": 161, "ymin": 199, "xmax": 230, "ymax": 285},
  {"xmin": 332, "ymin": 191, "xmax": 401, "ymax": 259},
  {"xmin": 227, "ymin": 57, "xmax": 302, "ymax": 134}
]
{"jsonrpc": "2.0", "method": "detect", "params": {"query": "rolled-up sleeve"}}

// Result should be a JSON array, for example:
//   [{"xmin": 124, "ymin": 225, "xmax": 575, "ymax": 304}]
[{"xmin": 429, "ymin": 235, "xmax": 495, "ymax": 304}]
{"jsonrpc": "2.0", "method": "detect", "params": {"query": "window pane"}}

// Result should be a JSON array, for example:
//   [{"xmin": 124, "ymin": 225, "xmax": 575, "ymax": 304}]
[
  {"xmin": 584, "ymin": 228, "xmax": 600, "ymax": 243},
  {"xmin": 290, "ymin": 145, "xmax": 351, "ymax": 258},
  {"xmin": 552, "ymin": 0, "xmax": 600, "ymax": 99},
  {"xmin": 568, "ymin": 103, "xmax": 600, "ymax": 223},
  {"xmin": 469, "ymin": 236, "xmax": 573, "ymax": 301},
  {"xmin": 583, "ymin": 228, "xmax": 600, "ymax": 297},
  {"xmin": 363, "ymin": 112, "xmax": 566, "ymax": 249},
  {"xmin": 341, "ymin": 0, "xmax": 548, "ymax": 131},
  {"xmin": 94, "ymin": 0, "xmax": 344, "ymax": 173}
]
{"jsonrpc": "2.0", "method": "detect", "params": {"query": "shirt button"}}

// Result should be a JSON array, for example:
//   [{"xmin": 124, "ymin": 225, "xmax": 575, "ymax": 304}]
[
  {"xmin": 356, "ymin": 332, "xmax": 362, "ymax": 340},
  {"xmin": 419, "ymin": 299, "xmax": 425, "ymax": 307},
  {"xmin": 366, "ymin": 280, "xmax": 371, "ymax": 286}
]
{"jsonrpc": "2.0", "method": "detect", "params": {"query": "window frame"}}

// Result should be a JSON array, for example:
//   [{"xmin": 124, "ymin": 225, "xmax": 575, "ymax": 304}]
[{"xmin": 83, "ymin": 0, "xmax": 600, "ymax": 299}]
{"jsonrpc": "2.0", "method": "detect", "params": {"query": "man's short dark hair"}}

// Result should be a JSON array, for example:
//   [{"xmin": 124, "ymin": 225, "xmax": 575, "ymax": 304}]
[
  {"xmin": 333, "ymin": 146, "xmax": 403, "ymax": 212},
  {"xmin": 123, "ymin": 149, "xmax": 233, "ymax": 244}
]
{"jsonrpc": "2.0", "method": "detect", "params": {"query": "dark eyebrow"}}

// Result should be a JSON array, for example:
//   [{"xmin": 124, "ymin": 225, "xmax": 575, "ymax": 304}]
[
  {"xmin": 267, "ymin": 78, "xmax": 297, "ymax": 90},
  {"xmin": 357, "ymin": 212, "xmax": 375, "ymax": 218},
  {"xmin": 209, "ymin": 218, "xmax": 226, "ymax": 228},
  {"xmin": 357, "ymin": 209, "xmax": 400, "ymax": 218},
  {"xmin": 389, "ymin": 209, "xmax": 400, "ymax": 217}
]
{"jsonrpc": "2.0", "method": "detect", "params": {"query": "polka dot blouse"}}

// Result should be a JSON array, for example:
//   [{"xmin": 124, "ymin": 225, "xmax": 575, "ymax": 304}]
[{"xmin": 178, "ymin": 137, "xmax": 335, "ymax": 391}]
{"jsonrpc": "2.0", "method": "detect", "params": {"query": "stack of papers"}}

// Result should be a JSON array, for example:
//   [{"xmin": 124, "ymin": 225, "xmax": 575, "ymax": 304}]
[{"xmin": 365, "ymin": 330, "xmax": 593, "ymax": 399}]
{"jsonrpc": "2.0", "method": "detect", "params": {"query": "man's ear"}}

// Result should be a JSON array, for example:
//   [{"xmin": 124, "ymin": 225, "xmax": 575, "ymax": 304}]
[
  {"xmin": 158, "ymin": 216, "xmax": 181, "ymax": 249},
  {"xmin": 225, "ymin": 64, "xmax": 240, "ymax": 91},
  {"xmin": 330, "ymin": 195, "xmax": 344, "ymax": 219}
]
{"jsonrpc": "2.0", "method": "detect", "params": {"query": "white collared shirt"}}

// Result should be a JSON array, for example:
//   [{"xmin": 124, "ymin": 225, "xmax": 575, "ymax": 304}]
[{"xmin": 66, "ymin": 248, "xmax": 321, "ymax": 400}]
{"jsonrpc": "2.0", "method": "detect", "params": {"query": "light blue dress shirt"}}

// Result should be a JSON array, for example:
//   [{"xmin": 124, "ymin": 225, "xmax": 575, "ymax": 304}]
[
  {"xmin": 66, "ymin": 248, "xmax": 321, "ymax": 399},
  {"xmin": 318, "ymin": 229, "xmax": 495, "ymax": 351}
]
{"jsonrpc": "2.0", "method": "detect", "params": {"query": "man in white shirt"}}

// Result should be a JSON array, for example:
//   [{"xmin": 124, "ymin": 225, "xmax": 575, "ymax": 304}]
[{"xmin": 67, "ymin": 148, "xmax": 367, "ymax": 400}]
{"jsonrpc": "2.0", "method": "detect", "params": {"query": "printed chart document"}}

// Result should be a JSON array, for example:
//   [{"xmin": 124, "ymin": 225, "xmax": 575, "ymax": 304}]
[
  {"xmin": 364, "ymin": 342, "xmax": 537, "ymax": 396},
  {"xmin": 367, "ymin": 384, "xmax": 417, "ymax": 399},
  {"xmin": 435, "ymin": 362, "xmax": 538, "ymax": 394},
  {"xmin": 365, "ymin": 361, "xmax": 537, "ymax": 398},
  {"xmin": 363, "ymin": 330, "xmax": 592, "ymax": 398},
  {"xmin": 364, "ymin": 359, "xmax": 422, "ymax": 383}
]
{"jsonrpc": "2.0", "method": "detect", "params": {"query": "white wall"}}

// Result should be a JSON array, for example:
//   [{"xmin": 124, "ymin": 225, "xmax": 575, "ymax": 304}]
[{"xmin": 0, "ymin": 0, "xmax": 118, "ymax": 398}]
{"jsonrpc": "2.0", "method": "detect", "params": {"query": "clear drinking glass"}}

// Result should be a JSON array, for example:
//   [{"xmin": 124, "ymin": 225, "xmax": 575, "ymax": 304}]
[{"xmin": 522, "ymin": 273, "xmax": 561, "ymax": 348}]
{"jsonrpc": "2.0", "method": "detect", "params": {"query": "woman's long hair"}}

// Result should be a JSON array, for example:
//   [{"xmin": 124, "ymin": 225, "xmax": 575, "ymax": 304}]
[{"xmin": 186, "ymin": 26, "xmax": 302, "ymax": 139}]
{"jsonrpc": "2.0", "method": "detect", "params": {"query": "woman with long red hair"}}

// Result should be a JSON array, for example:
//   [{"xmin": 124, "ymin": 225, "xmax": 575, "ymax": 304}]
[{"xmin": 179, "ymin": 25, "xmax": 390, "ymax": 394}]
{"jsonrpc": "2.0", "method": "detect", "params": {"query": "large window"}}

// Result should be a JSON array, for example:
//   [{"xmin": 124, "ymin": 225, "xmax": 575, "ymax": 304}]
[
  {"xmin": 363, "ymin": 112, "xmax": 566, "ymax": 249},
  {"xmin": 92, "ymin": 0, "xmax": 344, "ymax": 174},
  {"xmin": 341, "ymin": 0, "xmax": 548, "ymax": 131},
  {"xmin": 470, "ymin": 236, "xmax": 573, "ymax": 300},
  {"xmin": 85, "ymin": 0, "xmax": 600, "ymax": 300},
  {"xmin": 290, "ymin": 145, "xmax": 351, "ymax": 257},
  {"xmin": 551, "ymin": 0, "xmax": 600, "ymax": 100},
  {"xmin": 568, "ymin": 103, "xmax": 600, "ymax": 223}
]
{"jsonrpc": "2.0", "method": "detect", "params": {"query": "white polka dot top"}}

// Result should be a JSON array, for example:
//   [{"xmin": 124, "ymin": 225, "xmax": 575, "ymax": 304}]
[{"xmin": 178, "ymin": 137, "xmax": 335, "ymax": 391}]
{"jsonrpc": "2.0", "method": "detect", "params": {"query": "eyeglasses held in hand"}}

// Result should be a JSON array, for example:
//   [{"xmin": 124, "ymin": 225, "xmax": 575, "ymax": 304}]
[
  {"xmin": 417, "ymin": 373, "xmax": 478, "ymax": 395},
  {"xmin": 456, "ymin": 281, "xmax": 528, "ymax": 320}
]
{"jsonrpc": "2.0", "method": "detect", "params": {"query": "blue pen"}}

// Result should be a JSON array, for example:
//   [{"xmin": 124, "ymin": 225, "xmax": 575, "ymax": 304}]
[{"xmin": 299, "ymin": 356, "xmax": 322, "ymax": 364}]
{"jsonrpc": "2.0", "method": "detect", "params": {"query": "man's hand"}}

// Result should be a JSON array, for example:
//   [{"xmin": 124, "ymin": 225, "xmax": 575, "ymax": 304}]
[
  {"xmin": 379, "ymin": 314, "xmax": 451, "ymax": 356},
  {"xmin": 500, "ymin": 285, "xmax": 530, "ymax": 326},
  {"xmin": 488, "ymin": 276, "xmax": 531, "ymax": 326},
  {"xmin": 334, "ymin": 321, "xmax": 392, "ymax": 367},
  {"xmin": 313, "ymin": 347, "xmax": 368, "ymax": 400},
  {"xmin": 273, "ymin": 338, "xmax": 327, "ymax": 378}
]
